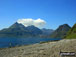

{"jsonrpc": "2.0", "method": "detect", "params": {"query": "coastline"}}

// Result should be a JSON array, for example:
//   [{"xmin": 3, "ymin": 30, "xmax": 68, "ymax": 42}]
[{"xmin": 0, "ymin": 39, "xmax": 76, "ymax": 57}]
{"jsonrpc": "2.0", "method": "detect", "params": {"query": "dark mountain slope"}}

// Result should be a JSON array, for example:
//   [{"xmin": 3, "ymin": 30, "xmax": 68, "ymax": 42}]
[
  {"xmin": 0, "ymin": 22, "xmax": 42, "ymax": 38},
  {"xmin": 50, "ymin": 24, "xmax": 71, "ymax": 38}
]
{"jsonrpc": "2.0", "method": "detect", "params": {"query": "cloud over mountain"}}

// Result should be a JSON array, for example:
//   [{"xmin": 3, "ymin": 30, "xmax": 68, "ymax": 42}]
[{"xmin": 17, "ymin": 18, "xmax": 46, "ymax": 28}]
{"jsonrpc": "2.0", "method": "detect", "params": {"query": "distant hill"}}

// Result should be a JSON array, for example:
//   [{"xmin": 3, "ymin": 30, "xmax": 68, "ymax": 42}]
[
  {"xmin": 40, "ymin": 28, "xmax": 54, "ymax": 38},
  {"xmin": 41, "ymin": 28, "xmax": 54, "ymax": 35},
  {"xmin": 50, "ymin": 24, "xmax": 71, "ymax": 38},
  {"xmin": 0, "ymin": 22, "xmax": 42, "ymax": 38},
  {"xmin": 65, "ymin": 23, "xmax": 76, "ymax": 39}
]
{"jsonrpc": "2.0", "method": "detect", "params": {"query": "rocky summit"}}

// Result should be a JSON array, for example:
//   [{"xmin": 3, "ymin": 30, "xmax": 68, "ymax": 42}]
[{"xmin": 50, "ymin": 24, "xmax": 71, "ymax": 38}]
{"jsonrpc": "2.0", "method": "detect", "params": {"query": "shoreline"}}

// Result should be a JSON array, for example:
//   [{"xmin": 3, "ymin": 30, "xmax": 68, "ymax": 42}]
[{"xmin": 0, "ymin": 39, "xmax": 76, "ymax": 57}]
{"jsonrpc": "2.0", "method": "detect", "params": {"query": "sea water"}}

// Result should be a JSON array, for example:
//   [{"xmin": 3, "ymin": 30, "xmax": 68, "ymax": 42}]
[{"xmin": 0, "ymin": 37, "xmax": 61, "ymax": 48}]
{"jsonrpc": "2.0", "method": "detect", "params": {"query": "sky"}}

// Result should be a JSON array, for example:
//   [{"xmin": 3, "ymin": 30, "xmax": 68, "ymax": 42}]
[{"xmin": 0, "ymin": 0, "xmax": 76, "ymax": 30}]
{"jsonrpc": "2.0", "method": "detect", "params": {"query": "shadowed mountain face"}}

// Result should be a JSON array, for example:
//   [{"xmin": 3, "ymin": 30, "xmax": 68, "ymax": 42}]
[
  {"xmin": 65, "ymin": 23, "xmax": 76, "ymax": 39},
  {"xmin": 0, "ymin": 22, "xmax": 42, "ymax": 38},
  {"xmin": 50, "ymin": 24, "xmax": 71, "ymax": 38}
]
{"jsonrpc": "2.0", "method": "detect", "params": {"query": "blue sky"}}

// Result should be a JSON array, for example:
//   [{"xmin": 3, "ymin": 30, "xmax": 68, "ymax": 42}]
[{"xmin": 0, "ymin": 0, "xmax": 76, "ymax": 30}]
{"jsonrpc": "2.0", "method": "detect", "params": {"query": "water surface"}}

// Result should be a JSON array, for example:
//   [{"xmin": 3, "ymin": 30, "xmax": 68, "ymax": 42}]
[{"xmin": 0, "ymin": 37, "xmax": 61, "ymax": 48}]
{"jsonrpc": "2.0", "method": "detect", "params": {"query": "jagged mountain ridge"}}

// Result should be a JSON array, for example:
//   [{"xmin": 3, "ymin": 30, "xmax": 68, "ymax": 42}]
[{"xmin": 0, "ymin": 22, "xmax": 43, "ymax": 38}]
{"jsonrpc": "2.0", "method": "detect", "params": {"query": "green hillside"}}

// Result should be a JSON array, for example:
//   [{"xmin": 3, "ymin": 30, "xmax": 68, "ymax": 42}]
[{"xmin": 65, "ymin": 23, "xmax": 76, "ymax": 39}]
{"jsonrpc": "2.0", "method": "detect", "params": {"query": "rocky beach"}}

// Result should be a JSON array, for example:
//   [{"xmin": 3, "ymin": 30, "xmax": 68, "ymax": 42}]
[{"xmin": 0, "ymin": 39, "xmax": 76, "ymax": 57}]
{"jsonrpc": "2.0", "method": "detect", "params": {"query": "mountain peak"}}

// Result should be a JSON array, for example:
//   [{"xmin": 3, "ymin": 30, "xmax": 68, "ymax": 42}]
[
  {"xmin": 14, "ymin": 22, "xmax": 19, "ymax": 24},
  {"xmin": 0, "ymin": 22, "xmax": 42, "ymax": 38},
  {"xmin": 12, "ymin": 22, "xmax": 21, "ymax": 26},
  {"xmin": 13, "ymin": 22, "xmax": 23, "ymax": 26},
  {"xmin": 59, "ymin": 24, "xmax": 71, "ymax": 29},
  {"xmin": 13, "ymin": 22, "xmax": 38, "ymax": 28},
  {"xmin": 50, "ymin": 24, "xmax": 71, "ymax": 38},
  {"xmin": 9, "ymin": 22, "xmax": 25, "ymax": 29}
]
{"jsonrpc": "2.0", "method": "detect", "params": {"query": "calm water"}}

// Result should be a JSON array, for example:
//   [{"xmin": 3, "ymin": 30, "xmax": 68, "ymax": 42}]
[{"xmin": 0, "ymin": 37, "xmax": 61, "ymax": 48}]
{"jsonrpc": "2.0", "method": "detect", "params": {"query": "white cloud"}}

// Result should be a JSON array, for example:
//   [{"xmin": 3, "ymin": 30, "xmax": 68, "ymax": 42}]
[{"xmin": 17, "ymin": 18, "xmax": 46, "ymax": 28}]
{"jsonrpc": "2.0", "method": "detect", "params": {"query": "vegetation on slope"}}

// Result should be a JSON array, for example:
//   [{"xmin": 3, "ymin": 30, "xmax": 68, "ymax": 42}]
[{"xmin": 65, "ymin": 23, "xmax": 76, "ymax": 39}]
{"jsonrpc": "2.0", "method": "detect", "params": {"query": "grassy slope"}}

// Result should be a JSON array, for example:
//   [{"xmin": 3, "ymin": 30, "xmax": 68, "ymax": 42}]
[{"xmin": 65, "ymin": 24, "xmax": 76, "ymax": 39}]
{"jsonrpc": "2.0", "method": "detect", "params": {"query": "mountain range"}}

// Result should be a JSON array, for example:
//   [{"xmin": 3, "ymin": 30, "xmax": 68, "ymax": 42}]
[
  {"xmin": 0, "ymin": 22, "xmax": 42, "ymax": 38},
  {"xmin": 0, "ymin": 22, "xmax": 76, "ymax": 38},
  {"xmin": 0, "ymin": 22, "xmax": 53, "ymax": 38}
]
